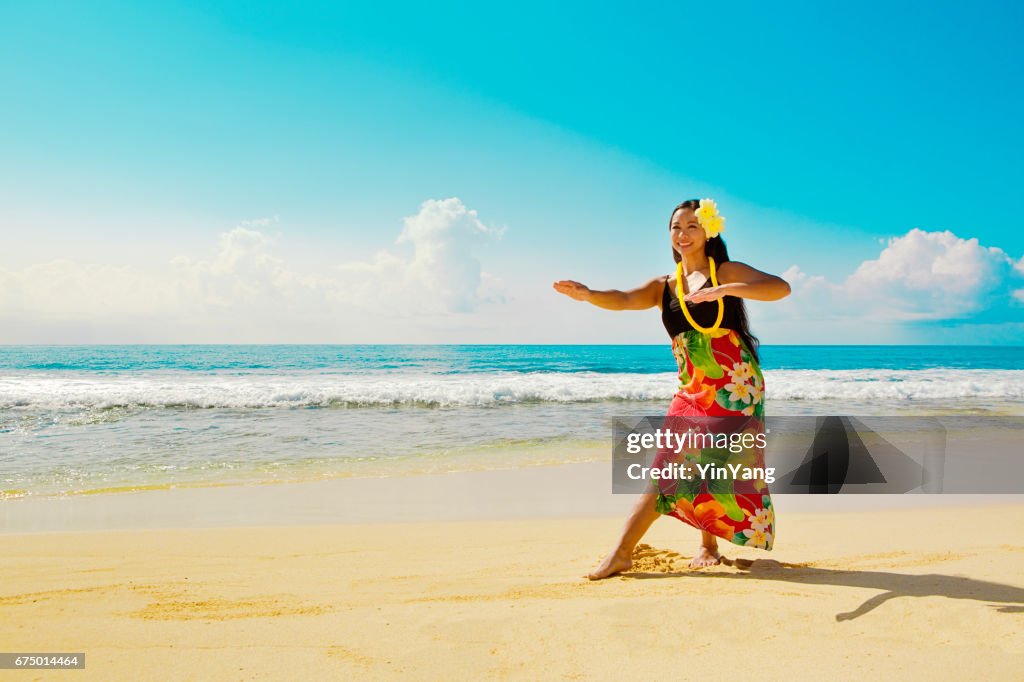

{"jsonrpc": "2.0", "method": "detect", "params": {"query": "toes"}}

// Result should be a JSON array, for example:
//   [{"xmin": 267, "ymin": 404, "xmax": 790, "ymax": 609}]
[{"xmin": 688, "ymin": 551, "xmax": 723, "ymax": 569}]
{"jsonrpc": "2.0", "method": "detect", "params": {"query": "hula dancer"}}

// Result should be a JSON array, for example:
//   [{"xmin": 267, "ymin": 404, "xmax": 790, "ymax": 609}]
[{"xmin": 553, "ymin": 199, "xmax": 792, "ymax": 577}]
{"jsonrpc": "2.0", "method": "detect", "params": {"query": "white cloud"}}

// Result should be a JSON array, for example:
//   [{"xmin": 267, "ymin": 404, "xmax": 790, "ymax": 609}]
[
  {"xmin": 399, "ymin": 198, "xmax": 504, "ymax": 311},
  {"xmin": 759, "ymin": 228, "xmax": 1024, "ymax": 340},
  {"xmin": 843, "ymin": 228, "xmax": 1014, "ymax": 320},
  {"xmin": 335, "ymin": 197, "xmax": 504, "ymax": 314},
  {"xmin": 0, "ymin": 198, "xmax": 504, "ymax": 342}
]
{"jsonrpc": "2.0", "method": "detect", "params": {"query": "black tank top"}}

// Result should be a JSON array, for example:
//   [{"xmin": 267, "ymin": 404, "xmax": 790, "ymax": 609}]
[{"xmin": 661, "ymin": 275, "xmax": 742, "ymax": 338}]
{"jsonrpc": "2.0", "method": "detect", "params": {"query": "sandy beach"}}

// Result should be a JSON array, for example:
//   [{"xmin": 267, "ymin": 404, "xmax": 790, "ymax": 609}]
[
  {"xmin": 2, "ymin": 463, "xmax": 1023, "ymax": 680},
  {"xmin": 6, "ymin": 0, "xmax": 1024, "ymax": 677}
]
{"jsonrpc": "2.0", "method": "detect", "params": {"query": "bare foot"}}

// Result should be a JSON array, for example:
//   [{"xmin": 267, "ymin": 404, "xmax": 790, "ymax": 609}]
[
  {"xmin": 586, "ymin": 549, "xmax": 632, "ymax": 580},
  {"xmin": 689, "ymin": 544, "xmax": 721, "ymax": 569}
]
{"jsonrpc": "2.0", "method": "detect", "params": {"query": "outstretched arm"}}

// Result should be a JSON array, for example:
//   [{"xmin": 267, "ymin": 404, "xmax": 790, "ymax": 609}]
[
  {"xmin": 685, "ymin": 261, "xmax": 791, "ymax": 303},
  {"xmin": 552, "ymin": 276, "xmax": 664, "ymax": 311}
]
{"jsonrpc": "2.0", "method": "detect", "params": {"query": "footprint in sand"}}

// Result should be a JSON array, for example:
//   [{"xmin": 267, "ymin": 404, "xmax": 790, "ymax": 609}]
[
  {"xmin": 627, "ymin": 544, "xmax": 687, "ymax": 573},
  {"xmin": 625, "ymin": 544, "xmax": 817, "ymax": 574},
  {"xmin": 130, "ymin": 594, "xmax": 333, "ymax": 620}
]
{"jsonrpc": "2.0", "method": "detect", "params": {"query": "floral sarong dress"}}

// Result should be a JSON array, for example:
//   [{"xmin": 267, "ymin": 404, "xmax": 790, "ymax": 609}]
[{"xmin": 652, "ymin": 274, "xmax": 775, "ymax": 551}]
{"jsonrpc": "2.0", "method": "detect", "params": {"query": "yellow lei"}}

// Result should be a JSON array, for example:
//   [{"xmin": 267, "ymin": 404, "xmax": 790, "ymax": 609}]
[{"xmin": 675, "ymin": 257, "xmax": 724, "ymax": 334}]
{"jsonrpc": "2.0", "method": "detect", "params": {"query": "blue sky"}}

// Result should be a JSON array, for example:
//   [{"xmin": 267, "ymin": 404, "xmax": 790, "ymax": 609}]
[{"xmin": 1, "ymin": 1, "xmax": 1023, "ymax": 344}]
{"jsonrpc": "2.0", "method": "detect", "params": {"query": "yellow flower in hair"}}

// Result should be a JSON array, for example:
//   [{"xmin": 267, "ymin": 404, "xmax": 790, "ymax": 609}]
[
  {"xmin": 695, "ymin": 198, "xmax": 725, "ymax": 239},
  {"xmin": 695, "ymin": 198, "xmax": 718, "ymax": 222}
]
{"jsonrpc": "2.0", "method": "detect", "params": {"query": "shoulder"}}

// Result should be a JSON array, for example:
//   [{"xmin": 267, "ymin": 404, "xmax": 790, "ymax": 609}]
[
  {"xmin": 716, "ymin": 260, "xmax": 760, "ymax": 284},
  {"xmin": 618, "ymin": 274, "xmax": 670, "ymax": 311},
  {"xmin": 642, "ymin": 274, "xmax": 670, "ymax": 291}
]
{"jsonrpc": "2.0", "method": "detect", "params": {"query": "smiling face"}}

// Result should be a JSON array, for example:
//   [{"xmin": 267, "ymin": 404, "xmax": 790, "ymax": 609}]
[{"xmin": 669, "ymin": 207, "xmax": 707, "ymax": 261}]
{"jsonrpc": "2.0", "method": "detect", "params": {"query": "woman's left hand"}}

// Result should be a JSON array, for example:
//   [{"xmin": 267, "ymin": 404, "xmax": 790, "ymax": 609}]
[{"xmin": 685, "ymin": 284, "xmax": 733, "ymax": 304}]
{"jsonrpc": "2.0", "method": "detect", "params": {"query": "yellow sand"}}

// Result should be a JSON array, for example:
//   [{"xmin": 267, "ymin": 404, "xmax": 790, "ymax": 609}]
[{"xmin": 2, "ymin": 503, "xmax": 1023, "ymax": 680}]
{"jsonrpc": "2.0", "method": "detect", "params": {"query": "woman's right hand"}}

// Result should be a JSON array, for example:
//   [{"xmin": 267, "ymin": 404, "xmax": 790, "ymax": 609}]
[{"xmin": 552, "ymin": 280, "xmax": 591, "ymax": 302}]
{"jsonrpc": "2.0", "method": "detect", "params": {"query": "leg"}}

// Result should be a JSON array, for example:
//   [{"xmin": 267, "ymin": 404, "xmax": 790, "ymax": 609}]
[
  {"xmin": 689, "ymin": 530, "xmax": 721, "ymax": 568},
  {"xmin": 586, "ymin": 490, "xmax": 662, "ymax": 580}
]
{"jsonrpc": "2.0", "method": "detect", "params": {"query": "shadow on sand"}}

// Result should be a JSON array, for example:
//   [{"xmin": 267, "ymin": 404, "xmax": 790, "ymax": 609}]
[{"xmin": 620, "ymin": 550, "xmax": 1024, "ymax": 621}]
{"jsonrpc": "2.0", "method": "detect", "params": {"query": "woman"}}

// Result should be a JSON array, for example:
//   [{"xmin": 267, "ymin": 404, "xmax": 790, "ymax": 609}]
[{"xmin": 552, "ymin": 199, "xmax": 791, "ymax": 578}]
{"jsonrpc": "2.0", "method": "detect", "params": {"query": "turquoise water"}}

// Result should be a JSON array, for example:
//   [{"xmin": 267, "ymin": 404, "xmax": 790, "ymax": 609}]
[
  {"xmin": 3, "ymin": 344, "xmax": 1023, "ymax": 373},
  {"xmin": 1, "ymin": 344, "xmax": 1022, "ymax": 498}
]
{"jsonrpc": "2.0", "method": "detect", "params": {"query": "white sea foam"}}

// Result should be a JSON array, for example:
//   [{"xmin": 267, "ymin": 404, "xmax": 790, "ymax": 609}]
[
  {"xmin": 1, "ymin": 369, "xmax": 1023, "ymax": 409},
  {"xmin": 765, "ymin": 369, "xmax": 1024, "ymax": 403}
]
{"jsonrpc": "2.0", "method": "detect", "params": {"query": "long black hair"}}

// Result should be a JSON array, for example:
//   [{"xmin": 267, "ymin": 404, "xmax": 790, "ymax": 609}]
[{"xmin": 670, "ymin": 199, "xmax": 761, "ymax": 365}]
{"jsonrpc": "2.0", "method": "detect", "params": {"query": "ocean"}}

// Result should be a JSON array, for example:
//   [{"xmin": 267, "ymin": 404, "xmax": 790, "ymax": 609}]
[{"xmin": 2, "ymin": 344, "xmax": 1022, "ymax": 498}]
